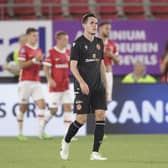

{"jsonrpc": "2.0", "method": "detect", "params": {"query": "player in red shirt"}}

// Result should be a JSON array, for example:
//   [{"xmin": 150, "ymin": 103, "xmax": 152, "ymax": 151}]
[
  {"xmin": 98, "ymin": 21, "xmax": 120, "ymax": 102},
  {"xmin": 43, "ymin": 31, "xmax": 73, "ymax": 135},
  {"xmin": 17, "ymin": 28, "xmax": 46, "ymax": 140},
  {"xmin": 160, "ymin": 41, "xmax": 168, "ymax": 82}
]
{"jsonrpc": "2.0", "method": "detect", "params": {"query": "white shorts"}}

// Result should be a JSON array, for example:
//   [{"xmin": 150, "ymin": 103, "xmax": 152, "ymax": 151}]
[
  {"xmin": 106, "ymin": 72, "xmax": 113, "ymax": 101},
  {"xmin": 18, "ymin": 81, "xmax": 44, "ymax": 104},
  {"xmin": 48, "ymin": 89, "xmax": 73, "ymax": 108}
]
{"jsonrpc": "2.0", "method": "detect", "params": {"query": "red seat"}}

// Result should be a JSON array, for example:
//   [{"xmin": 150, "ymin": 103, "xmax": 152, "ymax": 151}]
[
  {"xmin": 96, "ymin": 0, "xmax": 118, "ymax": 19},
  {"xmin": 41, "ymin": 0, "xmax": 63, "ymax": 18},
  {"xmin": 0, "ymin": 1, "xmax": 10, "ymax": 20},
  {"xmin": 69, "ymin": 0, "xmax": 89, "ymax": 18},
  {"xmin": 13, "ymin": 0, "xmax": 36, "ymax": 19},
  {"xmin": 123, "ymin": 0, "xmax": 145, "ymax": 19},
  {"xmin": 150, "ymin": 0, "xmax": 168, "ymax": 19}
]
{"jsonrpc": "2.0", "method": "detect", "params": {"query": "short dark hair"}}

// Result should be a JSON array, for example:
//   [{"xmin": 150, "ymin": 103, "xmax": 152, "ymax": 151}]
[
  {"xmin": 98, "ymin": 21, "xmax": 111, "ymax": 28},
  {"xmin": 26, "ymin": 28, "xmax": 38, "ymax": 35},
  {"xmin": 82, "ymin": 13, "xmax": 97, "ymax": 24},
  {"xmin": 55, "ymin": 31, "xmax": 67, "ymax": 39}
]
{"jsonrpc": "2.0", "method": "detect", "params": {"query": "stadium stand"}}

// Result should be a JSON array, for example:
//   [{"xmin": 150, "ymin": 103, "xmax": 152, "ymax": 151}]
[
  {"xmin": 41, "ymin": 0, "xmax": 64, "ymax": 19},
  {"xmin": 68, "ymin": 0, "xmax": 90, "ymax": 19},
  {"xmin": 123, "ymin": 0, "xmax": 146, "ymax": 19},
  {"xmin": 95, "ymin": 0, "xmax": 118, "ymax": 19},
  {"xmin": 0, "ymin": 0, "xmax": 168, "ymax": 20},
  {"xmin": 150, "ymin": 0, "xmax": 168, "ymax": 19}
]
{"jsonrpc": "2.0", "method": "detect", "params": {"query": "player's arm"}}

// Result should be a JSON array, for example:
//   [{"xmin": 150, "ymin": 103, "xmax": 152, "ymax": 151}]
[
  {"xmin": 105, "ymin": 49, "xmax": 120, "ymax": 65},
  {"xmin": 100, "ymin": 60, "xmax": 107, "ymax": 93},
  {"xmin": 70, "ymin": 60, "xmax": 89, "ymax": 95},
  {"xmin": 2, "ymin": 63, "xmax": 19, "ymax": 75},
  {"xmin": 19, "ymin": 50, "xmax": 43, "ymax": 69},
  {"xmin": 43, "ymin": 64, "xmax": 56, "ymax": 88},
  {"xmin": 160, "ymin": 54, "xmax": 168, "ymax": 73}
]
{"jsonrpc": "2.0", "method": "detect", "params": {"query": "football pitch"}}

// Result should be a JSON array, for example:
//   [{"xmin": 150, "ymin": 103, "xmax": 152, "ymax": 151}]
[{"xmin": 1, "ymin": 135, "xmax": 168, "ymax": 168}]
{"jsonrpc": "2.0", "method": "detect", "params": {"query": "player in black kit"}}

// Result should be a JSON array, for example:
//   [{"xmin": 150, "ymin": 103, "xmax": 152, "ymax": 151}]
[{"xmin": 60, "ymin": 13, "xmax": 107, "ymax": 160}]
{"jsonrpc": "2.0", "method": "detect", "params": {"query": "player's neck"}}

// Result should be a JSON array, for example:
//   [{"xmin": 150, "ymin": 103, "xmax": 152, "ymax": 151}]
[
  {"xmin": 83, "ymin": 32, "xmax": 94, "ymax": 42},
  {"xmin": 101, "ymin": 36, "xmax": 108, "ymax": 43},
  {"xmin": 26, "ymin": 42, "xmax": 38, "ymax": 49},
  {"xmin": 56, "ymin": 45, "xmax": 65, "ymax": 51}
]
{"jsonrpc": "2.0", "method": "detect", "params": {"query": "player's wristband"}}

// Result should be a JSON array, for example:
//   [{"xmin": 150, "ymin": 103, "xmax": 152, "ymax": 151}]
[
  {"xmin": 32, "ymin": 58, "xmax": 37, "ymax": 64},
  {"xmin": 32, "ymin": 58, "xmax": 40, "ymax": 64}
]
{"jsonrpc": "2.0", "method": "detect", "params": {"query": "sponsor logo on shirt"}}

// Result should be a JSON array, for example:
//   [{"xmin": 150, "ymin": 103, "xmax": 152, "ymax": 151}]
[{"xmin": 55, "ymin": 64, "xmax": 68, "ymax": 68}]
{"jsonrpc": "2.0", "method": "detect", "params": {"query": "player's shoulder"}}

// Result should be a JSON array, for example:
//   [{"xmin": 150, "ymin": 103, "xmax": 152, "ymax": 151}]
[
  {"xmin": 71, "ymin": 36, "xmax": 83, "ymax": 49},
  {"xmin": 95, "ymin": 36, "xmax": 103, "ymax": 42},
  {"xmin": 73, "ymin": 35, "xmax": 84, "ymax": 44},
  {"xmin": 19, "ymin": 45, "xmax": 27, "ymax": 54},
  {"xmin": 108, "ymin": 39, "xmax": 116, "ymax": 45},
  {"xmin": 94, "ymin": 37, "xmax": 104, "ymax": 46}
]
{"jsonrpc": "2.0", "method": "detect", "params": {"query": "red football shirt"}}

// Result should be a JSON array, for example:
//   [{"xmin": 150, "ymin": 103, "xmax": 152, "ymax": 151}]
[
  {"xmin": 104, "ymin": 40, "xmax": 118, "ymax": 66},
  {"xmin": 160, "ymin": 59, "xmax": 168, "ymax": 82},
  {"xmin": 43, "ymin": 47, "xmax": 70, "ymax": 92},
  {"xmin": 18, "ymin": 44, "xmax": 42, "ymax": 81}
]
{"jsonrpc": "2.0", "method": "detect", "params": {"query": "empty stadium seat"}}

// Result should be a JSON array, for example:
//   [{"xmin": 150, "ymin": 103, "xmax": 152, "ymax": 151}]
[
  {"xmin": 13, "ymin": 0, "xmax": 36, "ymax": 19},
  {"xmin": 0, "ymin": 0, "xmax": 9, "ymax": 20},
  {"xmin": 96, "ymin": 0, "xmax": 118, "ymax": 19},
  {"xmin": 123, "ymin": 0, "xmax": 145, "ymax": 19},
  {"xmin": 68, "ymin": 0, "xmax": 90, "ymax": 19},
  {"xmin": 41, "ymin": 0, "xmax": 63, "ymax": 19},
  {"xmin": 150, "ymin": 0, "xmax": 168, "ymax": 19}
]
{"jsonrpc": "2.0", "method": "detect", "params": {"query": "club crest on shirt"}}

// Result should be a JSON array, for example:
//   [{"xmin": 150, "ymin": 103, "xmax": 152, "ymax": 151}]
[
  {"xmin": 96, "ymin": 43, "xmax": 101, "ymax": 50},
  {"xmin": 20, "ymin": 48, "xmax": 25, "ymax": 54},
  {"xmin": 76, "ymin": 104, "xmax": 82, "ymax": 111}
]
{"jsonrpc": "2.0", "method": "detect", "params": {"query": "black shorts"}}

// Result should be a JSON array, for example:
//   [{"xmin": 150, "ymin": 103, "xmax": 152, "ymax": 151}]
[{"xmin": 74, "ymin": 88, "xmax": 107, "ymax": 114}]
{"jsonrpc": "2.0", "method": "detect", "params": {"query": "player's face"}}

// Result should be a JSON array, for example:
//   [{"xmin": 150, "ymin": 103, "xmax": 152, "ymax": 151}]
[
  {"xmin": 28, "ymin": 32, "xmax": 39, "ymax": 46},
  {"xmin": 100, "ymin": 24, "xmax": 111, "ymax": 38},
  {"xmin": 83, "ymin": 17, "xmax": 98, "ymax": 35},
  {"xmin": 59, "ymin": 35, "xmax": 69, "ymax": 48}
]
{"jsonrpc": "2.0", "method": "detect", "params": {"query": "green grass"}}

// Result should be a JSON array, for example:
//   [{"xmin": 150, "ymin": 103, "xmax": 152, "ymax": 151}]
[{"xmin": 1, "ymin": 135, "xmax": 168, "ymax": 168}]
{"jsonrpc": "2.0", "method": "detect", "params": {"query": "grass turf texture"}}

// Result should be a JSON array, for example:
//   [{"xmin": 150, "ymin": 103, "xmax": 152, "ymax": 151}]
[{"xmin": 0, "ymin": 135, "xmax": 168, "ymax": 168}]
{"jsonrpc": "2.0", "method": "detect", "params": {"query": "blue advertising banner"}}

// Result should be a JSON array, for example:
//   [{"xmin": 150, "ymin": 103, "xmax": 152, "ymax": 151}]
[{"xmin": 87, "ymin": 84, "xmax": 168, "ymax": 134}]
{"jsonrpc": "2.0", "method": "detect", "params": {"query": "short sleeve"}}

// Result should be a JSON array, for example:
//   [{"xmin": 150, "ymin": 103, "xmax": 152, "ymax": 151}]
[
  {"xmin": 43, "ymin": 50, "xmax": 52, "ymax": 67},
  {"xmin": 70, "ymin": 41, "xmax": 80, "ymax": 61},
  {"xmin": 18, "ymin": 46, "xmax": 26, "ymax": 61}
]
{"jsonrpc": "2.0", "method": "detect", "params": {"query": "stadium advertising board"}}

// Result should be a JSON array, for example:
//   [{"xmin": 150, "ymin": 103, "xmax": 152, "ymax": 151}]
[
  {"xmin": 53, "ymin": 20, "xmax": 168, "ymax": 75},
  {"xmin": 0, "ymin": 84, "xmax": 86, "ymax": 136},
  {"xmin": 0, "ymin": 21, "xmax": 52, "ymax": 77},
  {"xmin": 87, "ymin": 84, "xmax": 168, "ymax": 134}
]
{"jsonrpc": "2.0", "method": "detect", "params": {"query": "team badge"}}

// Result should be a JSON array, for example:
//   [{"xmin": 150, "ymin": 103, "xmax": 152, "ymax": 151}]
[
  {"xmin": 20, "ymin": 48, "xmax": 25, "ymax": 54},
  {"xmin": 96, "ymin": 43, "xmax": 101, "ymax": 50},
  {"xmin": 76, "ymin": 104, "xmax": 82, "ymax": 111}
]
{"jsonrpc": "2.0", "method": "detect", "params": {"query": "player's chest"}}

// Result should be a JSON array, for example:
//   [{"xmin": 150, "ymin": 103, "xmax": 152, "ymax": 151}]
[
  {"xmin": 52, "ymin": 54, "xmax": 69, "ymax": 65},
  {"xmin": 105, "ymin": 43, "xmax": 115, "ymax": 52},
  {"xmin": 81, "ymin": 42, "xmax": 102, "ymax": 59},
  {"xmin": 26, "ymin": 48, "xmax": 39, "ymax": 59}
]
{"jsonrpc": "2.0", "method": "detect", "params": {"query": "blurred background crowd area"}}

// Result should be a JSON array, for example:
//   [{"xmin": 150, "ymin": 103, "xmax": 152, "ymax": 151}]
[{"xmin": 0, "ymin": 0, "xmax": 168, "ymax": 20}]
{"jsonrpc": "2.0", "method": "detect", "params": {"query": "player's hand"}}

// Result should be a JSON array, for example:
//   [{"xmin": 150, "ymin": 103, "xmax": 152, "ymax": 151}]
[
  {"xmin": 48, "ymin": 78, "xmax": 56, "ymax": 88},
  {"xmin": 79, "ymin": 81, "xmax": 89, "ymax": 95},
  {"xmin": 35, "ymin": 50, "xmax": 43, "ymax": 62}
]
